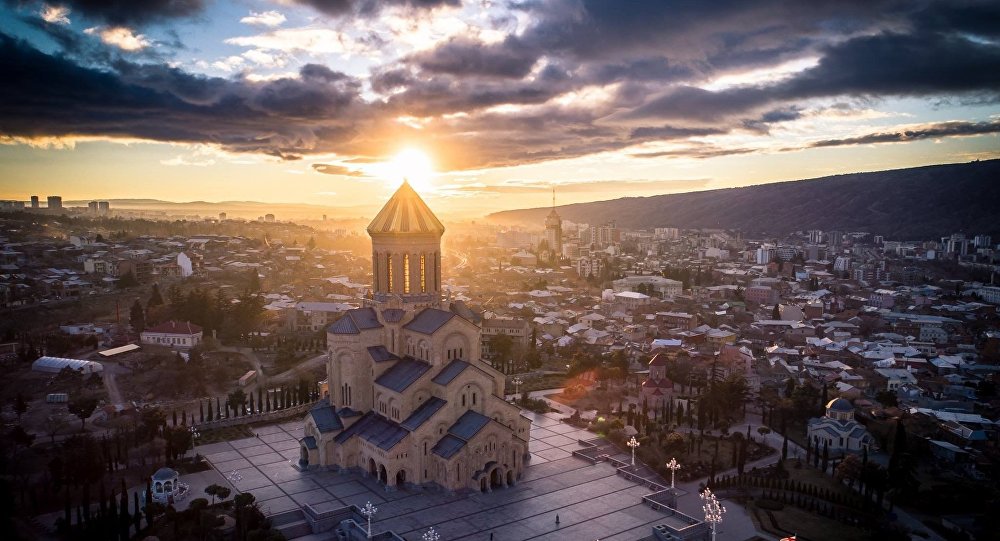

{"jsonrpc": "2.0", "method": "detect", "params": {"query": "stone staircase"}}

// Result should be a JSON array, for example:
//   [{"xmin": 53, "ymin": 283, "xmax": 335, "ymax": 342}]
[{"xmin": 270, "ymin": 508, "xmax": 313, "ymax": 540}]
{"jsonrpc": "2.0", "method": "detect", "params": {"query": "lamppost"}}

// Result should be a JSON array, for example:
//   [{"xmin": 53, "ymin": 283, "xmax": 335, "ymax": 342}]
[
  {"xmin": 512, "ymin": 376, "xmax": 523, "ymax": 399},
  {"xmin": 361, "ymin": 501, "xmax": 378, "ymax": 539},
  {"xmin": 627, "ymin": 436, "xmax": 640, "ymax": 467},
  {"xmin": 422, "ymin": 526, "xmax": 440, "ymax": 541},
  {"xmin": 226, "ymin": 469, "xmax": 242, "ymax": 483},
  {"xmin": 665, "ymin": 457, "xmax": 681, "ymax": 489},
  {"xmin": 189, "ymin": 426, "xmax": 200, "ymax": 456},
  {"xmin": 701, "ymin": 488, "xmax": 726, "ymax": 541}
]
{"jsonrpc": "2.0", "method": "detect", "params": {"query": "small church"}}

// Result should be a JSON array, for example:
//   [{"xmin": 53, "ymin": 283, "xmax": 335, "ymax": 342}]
[
  {"xmin": 807, "ymin": 397, "xmax": 875, "ymax": 453},
  {"xmin": 300, "ymin": 181, "xmax": 531, "ymax": 492}
]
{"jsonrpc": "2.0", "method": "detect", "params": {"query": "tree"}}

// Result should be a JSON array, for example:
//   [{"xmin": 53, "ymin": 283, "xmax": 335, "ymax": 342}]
[
  {"xmin": 876, "ymin": 390, "xmax": 898, "ymax": 408},
  {"xmin": 771, "ymin": 304, "xmax": 781, "ymax": 320},
  {"xmin": 148, "ymin": 283, "xmax": 164, "ymax": 308},
  {"xmin": 68, "ymin": 397, "xmax": 99, "ymax": 430},
  {"xmin": 130, "ymin": 300, "xmax": 146, "ymax": 334},
  {"xmin": 43, "ymin": 414, "xmax": 68, "ymax": 444},
  {"xmin": 13, "ymin": 393, "xmax": 28, "ymax": 422},
  {"xmin": 247, "ymin": 269, "xmax": 261, "ymax": 293},
  {"xmin": 227, "ymin": 390, "xmax": 247, "ymax": 416},
  {"xmin": 488, "ymin": 334, "xmax": 514, "ymax": 372}
]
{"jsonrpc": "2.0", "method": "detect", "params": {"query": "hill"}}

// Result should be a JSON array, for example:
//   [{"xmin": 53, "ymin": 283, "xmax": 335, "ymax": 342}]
[{"xmin": 487, "ymin": 160, "xmax": 1000, "ymax": 239}]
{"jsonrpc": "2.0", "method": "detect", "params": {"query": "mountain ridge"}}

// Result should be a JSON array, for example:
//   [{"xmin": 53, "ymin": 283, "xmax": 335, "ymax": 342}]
[{"xmin": 487, "ymin": 159, "xmax": 1000, "ymax": 239}]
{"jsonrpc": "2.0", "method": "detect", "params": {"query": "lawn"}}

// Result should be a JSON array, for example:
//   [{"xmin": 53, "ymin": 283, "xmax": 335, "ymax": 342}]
[{"xmin": 747, "ymin": 500, "xmax": 870, "ymax": 541}]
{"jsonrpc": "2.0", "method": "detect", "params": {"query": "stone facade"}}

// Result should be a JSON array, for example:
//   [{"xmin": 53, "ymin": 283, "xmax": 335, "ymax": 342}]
[{"xmin": 301, "ymin": 182, "xmax": 531, "ymax": 492}]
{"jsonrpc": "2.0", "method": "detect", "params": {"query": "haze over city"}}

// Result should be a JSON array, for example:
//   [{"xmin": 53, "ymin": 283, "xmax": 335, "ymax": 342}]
[{"xmin": 1, "ymin": 0, "xmax": 999, "ymax": 217}]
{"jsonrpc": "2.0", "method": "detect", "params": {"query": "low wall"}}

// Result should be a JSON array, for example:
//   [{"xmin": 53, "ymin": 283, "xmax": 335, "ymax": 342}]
[{"xmin": 193, "ymin": 399, "xmax": 319, "ymax": 431}]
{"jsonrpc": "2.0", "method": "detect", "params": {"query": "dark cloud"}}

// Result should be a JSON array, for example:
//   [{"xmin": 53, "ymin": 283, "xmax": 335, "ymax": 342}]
[
  {"xmin": 36, "ymin": 0, "xmax": 205, "ymax": 25},
  {"xmin": 629, "ymin": 126, "xmax": 725, "ymax": 140},
  {"xmin": 806, "ymin": 120, "xmax": 1000, "ymax": 148},
  {"xmin": 292, "ymin": 0, "xmax": 459, "ymax": 18},
  {"xmin": 0, "ymin": 33, "xmax": 362, "ymax": 157},
  {"xmin": 410, "ymin": 36, "xmax": 538, "ymax": 78},
  {"xmin": 311, "ymin": 163, "xmax": 367, "ymax": 176}
]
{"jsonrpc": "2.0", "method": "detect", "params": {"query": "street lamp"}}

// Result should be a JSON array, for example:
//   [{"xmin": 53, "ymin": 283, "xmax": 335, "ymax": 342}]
[
  {"xmin": 360, "ymin": 501, "xmax": 378, "ymax": 539},
  {"xmin": 701, "ymin": 488, "xmax": 726, "ymax": 541},
  {"xmin": 189, "ymin": 426, "xmax": 200, "ymax": 455},
  {"xmin": 422, "ymin": 526, "xmax": 440, "ymax": 541},
  {"xmin": 227, "ymin": 469, "xmax": 242, "ymax": 483},
  {"xmin": 512, "ymin": 376, "xmax": 523, "ymax": 398},
  {"xmin": 665, "ymin": 457, "xmax": 681, "ymax": 489},
  {"xmin": 627, "ymin": 436, "xmax": 640, "ymax": 467}
]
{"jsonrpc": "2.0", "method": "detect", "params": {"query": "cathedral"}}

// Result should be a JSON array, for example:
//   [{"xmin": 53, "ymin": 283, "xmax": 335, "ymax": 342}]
[{"xmin": 301, "ymin": 181, "xmax": 531, "ymax": 492}]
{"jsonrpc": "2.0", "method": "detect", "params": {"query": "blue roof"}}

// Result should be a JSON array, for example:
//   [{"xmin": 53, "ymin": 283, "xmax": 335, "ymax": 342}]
[
  {"xmin": 432, "ymin": 434, "xmax": 467, "ymax": 459},
  {"xmin": 334, "ymin": 411, "xmax": 408, "ymax": 451},
  {"xmin": 400, "ymin": 396, "xmax": 447, "ymax": 431},
  {"xmin": 301, "ymin": 436, "xmax": 317, "ymax": 450},
  {"xmin": 448, "ymin": 410, "xmax": 491, "ymax": 440},
  {"xmin": 337, "ymin": 407, "xmax": 362, "ymax": 418},
  {"xmin": 432, "ymin": 359, "xmax": 471, "ymax": 386},
  {"xmin": 309, "ymin": 402, "xmax": 343, "ymax": 433},
  {"xmin": 328, "ymin": 307, "xmax": 383, "ymax": 335},
  {"xmin": 404, "ymin": 308, "xmax": 455, "ymax": 335},
  {"xmin": 367, "ymin": 345, "xmax": 401, "ymax": 363},
  {"xmin": 375, "ymin": 357, "xmax": 431, "ymax": 393},
  {"xmin": 382, "ymin": 308, "xmax": 406, "ymax": 323}
]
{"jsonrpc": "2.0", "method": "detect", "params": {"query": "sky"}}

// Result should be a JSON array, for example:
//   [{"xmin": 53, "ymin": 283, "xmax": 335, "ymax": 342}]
[{"xmin": 1, "ymin": 0, "xmax": 999, "ymax": 219}]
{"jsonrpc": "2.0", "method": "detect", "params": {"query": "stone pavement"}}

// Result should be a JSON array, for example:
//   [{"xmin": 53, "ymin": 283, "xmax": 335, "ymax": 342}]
[{"xmin": 195, "ymin": 412, "xmax": 770, "ymax": 541}]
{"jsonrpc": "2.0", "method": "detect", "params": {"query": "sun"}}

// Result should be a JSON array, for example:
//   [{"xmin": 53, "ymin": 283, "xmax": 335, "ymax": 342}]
[{"xmin": 386, "ymin": 148, "xmax": 435, "ymax": 193}]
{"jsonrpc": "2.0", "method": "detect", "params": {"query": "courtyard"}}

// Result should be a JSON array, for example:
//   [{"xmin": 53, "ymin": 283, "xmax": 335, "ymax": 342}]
[{"xmin": 194, "ymin": 411, "xmax": 764, "ymax": 541}]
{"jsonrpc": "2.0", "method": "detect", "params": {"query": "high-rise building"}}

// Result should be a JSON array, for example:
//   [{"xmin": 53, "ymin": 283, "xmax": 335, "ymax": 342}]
[
  {"xmin": 88, "ymin": 201, "xmax": 99, "ymax": 213},
  {"xmin": 300, "ymin": 181, "xmax": 530, "ymax": 491},
  {"xmin": 543, "ymin": 188, "xmax": 562, "ymax": 260},
  {"xmin": 264, "ymin": 213, "xmax": 275, "ymax": 222},
  {"xmin": 827, "ymin": 230, "xmax": 843, "ymax": 248},
  {"xmin": 30, "ymin": 196, "xmax": 39, "ymax": 209},
  {"xmin": 808, "ymin": 229, "xmax": 823, "ymax": 244},
  {"xmin": 219, "ymin": 212, "xmax": 227, "ymax": 221},
  {"xmin": 98, "ymin": 201, "xmax": 110, "ymax": 214},
  {"xmin": 47, "ymin": 196, "xmax": 62, "ymax": 210}
]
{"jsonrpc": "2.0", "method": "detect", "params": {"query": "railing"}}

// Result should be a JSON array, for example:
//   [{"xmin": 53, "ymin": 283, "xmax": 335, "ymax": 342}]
[{"xmin": 193, "ymin": 399, "xmax": 319, "ymax": 430}]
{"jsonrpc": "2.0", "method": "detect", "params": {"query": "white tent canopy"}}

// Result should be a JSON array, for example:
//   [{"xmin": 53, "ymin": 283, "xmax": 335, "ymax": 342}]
[{"xmin": 32, "ymin": 356, "xmax": 104, "ymax": 374}]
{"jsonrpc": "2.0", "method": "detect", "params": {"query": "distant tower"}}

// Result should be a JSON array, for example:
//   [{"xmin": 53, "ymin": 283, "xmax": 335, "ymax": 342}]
[
  {"xmin": 544, "ymin": 187, "xmax": 562, "ymax": 260},
  {"xmin": 88, "ymin": 201, "xmax": 98, "ymax": 214},
  {"xmin": 98, "ymin": 201, "xmax": 110, "ymax": 215},
  {"xmin": 264, "ymin": 213, "xmax": 275, "ymax": 222},
  {"xmin": 30, "ymin": 196, "xmax": 39, "ymax": 209},
  {"xmin": 47, "ymin": 196, "xmax": 62, "ymax": 210},
  {"xmin": 219, "ymin": 212, "xmax": 227, "ymax": 221},
  {"xmin": 367, "ymin": 180, "xmax": 444, "ymax": 309}
]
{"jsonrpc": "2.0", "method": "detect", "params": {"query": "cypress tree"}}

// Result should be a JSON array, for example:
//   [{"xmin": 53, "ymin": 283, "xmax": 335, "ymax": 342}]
[
  {"xmin": 199, "ymin": 401, "xmax": 205, "ymax": 422},
  {"xmin": 207, "ymin": 400, "xmax": 213, "ymax": 422},
  {"xmin": 133, "ymin": 492, "xmax": 141, "ymax": 536}
]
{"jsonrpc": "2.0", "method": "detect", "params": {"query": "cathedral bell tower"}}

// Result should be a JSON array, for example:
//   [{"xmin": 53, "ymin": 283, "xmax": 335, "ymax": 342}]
[{"xmin": 367, "ymin": 180, "xmax": 445, "ymax": 309}]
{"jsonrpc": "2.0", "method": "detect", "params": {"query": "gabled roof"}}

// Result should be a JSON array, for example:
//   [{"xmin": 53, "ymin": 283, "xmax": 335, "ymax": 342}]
[
  {"xmin": 308, "ymin": 402, "xmax": 344, "ymax": 433},
  {"xmin": 648, "ymin": 352, "xmax": 670, "ymax": 367},
  {"xmin": 400, "ymin": 396, "xmax": 447, "ymax": 431},
  {"xmin": 375, "ymin": 357, "xmax": 432, "ymax": 392},
  {"xmin": 367, "ymin": 345, "xmax": 401, "ymax": 363},
  {"xmin": 333, "ymin": 411, "xmax": 409, "ymax": 450},
  {"xmin": 404, "ymin": 307, "xmax": 456, "ymax": 334},
  {"xmin": 328, "ymin": 307, "xmax": 383, "ymax": 335},
  {"xmin": 366, "ymin": 181, "xmax": 445, "ymax": 235},
  {"xmin": 431, "ymin": 410, "xmax": 492, "ymax": 459},
  {"xmin": 144, "ymin": 320, "xmax": 202, "ymax": 335},
  {"xmin": 432, "ymin": 359, "xmax": 471, "ymax": 386},
  {"xmin": 448, "ymin": 410, "xmax": 491, "ymax": 440}
]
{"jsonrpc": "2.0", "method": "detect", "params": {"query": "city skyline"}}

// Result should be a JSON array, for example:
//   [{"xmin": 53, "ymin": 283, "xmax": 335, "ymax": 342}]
[{"xmin": 1, "ymin": 0, "xmax": 999, "ymax": 218}]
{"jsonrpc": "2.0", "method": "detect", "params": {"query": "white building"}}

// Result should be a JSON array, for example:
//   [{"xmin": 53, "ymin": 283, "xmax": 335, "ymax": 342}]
[
  {"xmin": 807, "ymin": 398, "xmax": 874, "ymax": 453},
  {"xmin": 177, "ymin": 252, "xmax": 193, "ymax": 277},
  {"xmin": 32, "ymin": 356, "xmax": 104, "ymax": 374},
  {"xmin": 612, "ymin": 275, "xmax": 683, "ymax": 298},
  {"xmin": 140, "ymin": 321, "xmax": 203, "ymax": 349}
]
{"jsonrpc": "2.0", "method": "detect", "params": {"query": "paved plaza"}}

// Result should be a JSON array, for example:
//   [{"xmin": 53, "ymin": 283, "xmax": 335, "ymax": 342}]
[{"xmin": 194, "ymin": 411, "xmax": 766, "ymax": 541}]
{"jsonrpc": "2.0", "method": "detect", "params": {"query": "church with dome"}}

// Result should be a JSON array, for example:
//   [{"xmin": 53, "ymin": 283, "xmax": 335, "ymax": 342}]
[
  {"xmin": 807, "ymin": 397, "xmax": 875, "ymax": 453},
  {"xmin": 300, "ymin": 181, "xmax": 531, "ymax": 492}
]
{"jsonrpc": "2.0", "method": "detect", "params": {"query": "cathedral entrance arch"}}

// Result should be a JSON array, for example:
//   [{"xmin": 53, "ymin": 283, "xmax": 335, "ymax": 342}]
[
  {"xmin": 368, "ymin": 458, "xmax": 377, "ymax": 477},
  {"xmin": 506, "ymin": 470, "xmax": 514, "ymax": 486},
  {"xmin": 395, "ymin": 469, "xmax": 407, "ymax": 486},
  {"xmin": 378, "ymin": 464, "xmax": 388, "ymax": 484},
  {"xmin": 480, "ymin": 478, "xmax": 488, "ymax": 492},
  {"xmin": 490, "ymin": 467, "xmax": 502, "ymax": 490}
]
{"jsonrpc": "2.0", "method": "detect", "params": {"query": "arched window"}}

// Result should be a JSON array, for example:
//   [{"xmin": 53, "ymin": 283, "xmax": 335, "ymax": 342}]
[
  {"xmin": 403, "ymin": 254, "xmax": 410, "ymax": 294},
  {"xmin": 462, "ymin": 394, "xmax": 466, "ymax": 407},
  {"xmin": 472, "ymin": 392, "xmax": 477, "ymax": 406},
  {"xmin": 420, "ymin": 254, "xmax": 426, "ymax": 292},
  {"xmin": 386, "ymin": 252, "xmax": 393, "ymax": 292}
]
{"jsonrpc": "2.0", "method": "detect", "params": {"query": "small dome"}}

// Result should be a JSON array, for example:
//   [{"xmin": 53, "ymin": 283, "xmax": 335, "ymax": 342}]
[
  {"xmin": 152, "ymin": 467, "xmax": 178, "ymax": 481},
  {"xmin": 826, "ymin": 397, "xmax": 853, "ymax": 412}
]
